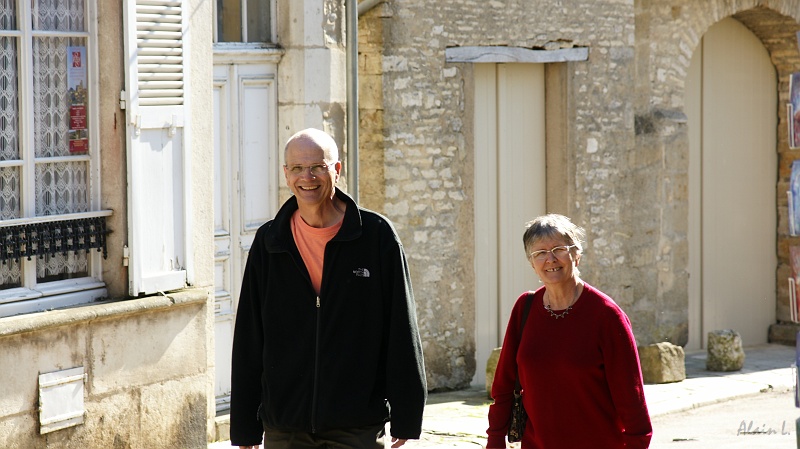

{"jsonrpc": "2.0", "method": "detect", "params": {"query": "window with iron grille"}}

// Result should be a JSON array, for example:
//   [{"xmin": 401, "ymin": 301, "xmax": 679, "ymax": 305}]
[{"xmin": 0, "ymin": 0, "xmax": 108, "ymax": 314}]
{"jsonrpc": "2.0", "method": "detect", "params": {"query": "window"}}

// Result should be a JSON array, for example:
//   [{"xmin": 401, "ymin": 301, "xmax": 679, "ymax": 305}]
[
  {"xmin": 214, "ymin": 0, "xmax": 273, "ymax": 44},
  {"xmin": 0, "ymin": 0, "xmax": 107, "ymax": 314}
]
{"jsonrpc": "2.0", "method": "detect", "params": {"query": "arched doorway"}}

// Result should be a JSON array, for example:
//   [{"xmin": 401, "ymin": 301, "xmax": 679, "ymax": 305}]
[{"xmin": 686, "ymin": 17, "xmax": 777, "ymax": 349}]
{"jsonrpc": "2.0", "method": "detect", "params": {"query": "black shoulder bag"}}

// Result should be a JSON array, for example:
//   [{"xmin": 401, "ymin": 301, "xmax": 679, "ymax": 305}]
[{"xmin": 507, "ymin": 292, "xmax": 533, "ymax": 443}]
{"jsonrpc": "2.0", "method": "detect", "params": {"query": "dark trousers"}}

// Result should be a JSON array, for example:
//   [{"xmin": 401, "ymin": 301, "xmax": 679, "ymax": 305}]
[{"xmin": 262, "ymin": 422, "xmax": 386, "ymax": 449}]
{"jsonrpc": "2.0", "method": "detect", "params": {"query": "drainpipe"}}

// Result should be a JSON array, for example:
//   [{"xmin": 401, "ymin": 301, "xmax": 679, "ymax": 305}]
[{"xmin": 346, "ymin": 0, "xmax": 359, "ymax": 202}]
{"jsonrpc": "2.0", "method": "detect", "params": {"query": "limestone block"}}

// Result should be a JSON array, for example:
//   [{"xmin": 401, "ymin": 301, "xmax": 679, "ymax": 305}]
[
  {"xmin": 0, "ymin": 412, "xmax": 38, "ymax": 449},
  {"xmin": 140, "ymin": 376, "xmax": 207, "ymax": 448},
  {"xmin": 0, "ymin": 327, "xmax": 86, "ymax": 418},
  {"xmin": 638, "ymin": 342, "xmax": 686, "ymax": 384},
  {"xmin": 90, "ymin": 305, "xmax": 206, "ymax": 395},
  {"xmin": 485, "ymin": 347, "xmax": 502, "ymax": 397},
  {"xmin": 706, "ymin": 329, "xmax": 745, "ymax": 372}
]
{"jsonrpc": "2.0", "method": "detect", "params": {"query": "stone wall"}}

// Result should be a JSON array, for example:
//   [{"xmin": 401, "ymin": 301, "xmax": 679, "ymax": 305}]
[
  {"xmin": 277, "ymin": 0, "xmax": 349, "ymax": 203},
  {"xmin": 0, "ymin": 291, "xmax": 210, "ymax": 449},
  {"xmin": 358, "ymin": 0, "xmax": 800, "ymax": 389},
  {"xmin": 635, "ymin": 1, "xmax": 800, "ymax": 333},
  {"xmin": 359, "ymin": 0, "xmax": 639, "ymax": 389}
]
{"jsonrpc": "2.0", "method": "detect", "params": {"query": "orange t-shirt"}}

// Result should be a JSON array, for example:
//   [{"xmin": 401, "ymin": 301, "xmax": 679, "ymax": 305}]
[{"xmin": 290, "ymin": 211, "xmax": 343, "ymax": 295}]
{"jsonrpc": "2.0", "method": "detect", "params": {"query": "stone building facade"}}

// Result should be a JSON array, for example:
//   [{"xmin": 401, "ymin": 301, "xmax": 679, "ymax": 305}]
[
  {"xmin": 0, "ymin": 1, "xmax": 215, "ymax": 447},
  {"xmin": 356, "ymin": 0, "xmax": 800, "ymax": 390}
]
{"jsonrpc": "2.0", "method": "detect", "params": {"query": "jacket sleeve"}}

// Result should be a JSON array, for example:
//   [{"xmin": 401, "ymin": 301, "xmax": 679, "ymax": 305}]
[
  {"xmin": 229, "ymin": 229, "xmax": 267, "ymax": 446},
  {"xmin": 383, "ymin": 229, "xmax": 428, "ymax": 439},
  {"xmin": 601, "ymin": 307, "xmax": 653, "ymax": 449},
  {"xmin": 486, "ymin": 293, "xmax": 528, "ymax": 448}
]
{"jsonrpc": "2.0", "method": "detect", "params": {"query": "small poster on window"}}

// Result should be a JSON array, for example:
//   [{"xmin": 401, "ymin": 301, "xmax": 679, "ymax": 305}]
[
  {"xmin": 790, "ymin": 246, "xmax": 800, "ymax": 323},
  {"xmin": 790, "ymin": 160, "xmax": 800, "ymax": 236},
  {"xmin": 790, "ymin": 73, "xmax": 800, "ymax": 149},
  {"xmin": 67, "ymin": 46, "xmax": 88, "ymax": 154}
]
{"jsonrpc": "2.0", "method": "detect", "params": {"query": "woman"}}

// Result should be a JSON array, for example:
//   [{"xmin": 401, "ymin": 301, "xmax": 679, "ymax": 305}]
[{"xmin": 486, "ymin": 214, "xmax": 652, "ymax": 448}]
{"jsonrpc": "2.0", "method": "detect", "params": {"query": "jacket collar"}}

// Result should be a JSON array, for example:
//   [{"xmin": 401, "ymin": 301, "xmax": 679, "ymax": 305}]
[{"xmin": 264, "ymin": 187, "xmax": 362, "ymax": 251}]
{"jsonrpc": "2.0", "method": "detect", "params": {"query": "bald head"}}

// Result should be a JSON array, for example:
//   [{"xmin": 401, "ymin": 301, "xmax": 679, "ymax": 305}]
[{"xmin": 284, "ymin": 128, "xmax": 339, "ymax": 162}]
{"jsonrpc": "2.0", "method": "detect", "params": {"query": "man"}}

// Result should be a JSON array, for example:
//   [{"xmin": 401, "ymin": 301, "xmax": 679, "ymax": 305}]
[{"xmin": 230, "ymin": 128, "xmax": 427, "ymax": 449}]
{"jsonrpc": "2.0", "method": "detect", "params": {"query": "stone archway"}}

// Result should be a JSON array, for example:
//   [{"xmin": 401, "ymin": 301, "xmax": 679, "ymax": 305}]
[
  {"xmin": 686, "ymin": 17, "xmax": 777, "ymax": 349},
  {"xmin": 632, "ymin": 2, "xmax": 800, "ymax": 347}
]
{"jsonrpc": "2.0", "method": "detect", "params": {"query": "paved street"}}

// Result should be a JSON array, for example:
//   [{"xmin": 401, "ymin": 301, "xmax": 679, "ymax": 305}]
[
  {"xmin": 651, "ymin": 387, "xmax": 797, "ymax": 449},
  {"xmin": 212, "ymin": 344, "xmax": 796, "ymax": 449}
]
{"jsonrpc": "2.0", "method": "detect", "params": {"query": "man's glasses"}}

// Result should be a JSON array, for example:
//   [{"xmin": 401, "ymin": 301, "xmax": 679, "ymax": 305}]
[
  {"xmin": 529, "ymin": 245, "xmax": 576, "ymax": 261},
  {"xmin": 285, "ymin": 162, "xmax": 336, "ymax": 176}
]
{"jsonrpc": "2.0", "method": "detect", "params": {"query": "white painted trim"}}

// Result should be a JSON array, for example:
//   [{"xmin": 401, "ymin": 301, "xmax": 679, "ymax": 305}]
[
  {"xmin": 182, "ymin": 3, "xmax": 194, "ymax": 286},
  {"xmin": 30, "ymin": 30, "xmax": 88, "ymax": 38},
  {"xmin": 446, "ymin": 46, "xmax": 589, "ymax": 64},
  {"xmin": 0, "ymin": 209, "xmax": 112, "ymax": 227},
  {"xmin": 0, "ymin": 286, "xmax": 107, "ymax": 318},
  {"xmin": 0, "ymin": 278, "xmax": 105, "ymax": 303},
  {"xmin": 141, "ymin": 271, "xmax": 188, "ymax": 294}
]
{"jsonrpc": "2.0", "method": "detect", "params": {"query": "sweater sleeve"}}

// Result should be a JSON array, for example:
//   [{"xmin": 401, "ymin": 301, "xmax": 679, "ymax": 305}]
[
  {"xmin": 600, "ymin": 306, "xmax": 653, "ymax": 449},
  {"xmin": 229, "ymin": 228, "xmax": 267, "ymax": 446},
  {"xmin": 486, "ymin": 293, "xmax": 530, "ymax": 448},
  {"xmin": 384, "ymin": 232, "xmax": 428, "ymax": 439}
]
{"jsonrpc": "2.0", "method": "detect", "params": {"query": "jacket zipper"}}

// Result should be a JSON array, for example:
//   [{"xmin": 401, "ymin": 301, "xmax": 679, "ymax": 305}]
[
  {"xmin": 311, "ymin": 294, "xmax": 321, "ymax": 433},
  {"xmin": 306, "ymin": 239, "xmax": 334, "ymax": 434}
]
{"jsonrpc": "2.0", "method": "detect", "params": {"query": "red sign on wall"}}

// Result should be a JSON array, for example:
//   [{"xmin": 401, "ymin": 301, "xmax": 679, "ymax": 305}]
[{"xmin": 67, "ymin": 46, "xmax": 88, "ymax": 155}]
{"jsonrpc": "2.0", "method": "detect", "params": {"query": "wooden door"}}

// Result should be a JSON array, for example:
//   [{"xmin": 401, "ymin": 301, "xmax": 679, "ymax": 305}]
[
  {"xmin": 212, "ymin": 55, "xmax": 279, "ymax": 410},
  {"xmin": 474, "ymin": 63, "xmax": 546, "ymax": 385},
  {"xmin": 686, "ymin": 18, "xmax": 777, "ymax": 349}
]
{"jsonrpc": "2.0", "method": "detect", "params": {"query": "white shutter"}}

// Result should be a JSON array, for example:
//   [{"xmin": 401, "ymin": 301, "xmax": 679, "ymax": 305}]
[{"xmin": 123, "ymin": 0, "xmax": 189, "ymax": 296}]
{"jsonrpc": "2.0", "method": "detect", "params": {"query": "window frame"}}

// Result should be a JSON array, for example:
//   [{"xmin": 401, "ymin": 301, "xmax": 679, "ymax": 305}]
[
  {"xmin": 0, "ymin": 0, "xmax": 108, "ymax": 316},
  {"xmin": 212, "ymin": 0, "xmax": 276, "ymax": 45}
]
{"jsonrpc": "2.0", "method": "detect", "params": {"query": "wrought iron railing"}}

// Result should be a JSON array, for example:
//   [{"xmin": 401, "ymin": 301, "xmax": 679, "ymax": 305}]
[{"xmin": 0, "ymin": 216, "xmax": 109, "ymax": 264}]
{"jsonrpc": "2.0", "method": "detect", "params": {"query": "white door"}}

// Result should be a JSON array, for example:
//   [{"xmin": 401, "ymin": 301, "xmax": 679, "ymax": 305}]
[
  {"xmin": 686, "ymin": 18, "xmax": 777, "ymax": 349},
  {"xmin": 212, "ymin": 56, "xmax": 279, "ymax": 411},
  {"xmin": 474, "ymin": 63, "xmax": 546, "ymax": 386}
]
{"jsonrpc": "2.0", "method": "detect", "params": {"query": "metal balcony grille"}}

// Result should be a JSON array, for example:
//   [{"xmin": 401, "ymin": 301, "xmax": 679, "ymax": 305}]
[{"xmin": 0, "ymin": 216, "xmax": 108, "ymax": 264}]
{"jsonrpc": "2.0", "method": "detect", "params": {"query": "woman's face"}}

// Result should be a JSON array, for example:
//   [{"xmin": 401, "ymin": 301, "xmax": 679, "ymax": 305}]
[{"xmin": 528, "ymin": 236, "xmax": 581, "ymax": 285}]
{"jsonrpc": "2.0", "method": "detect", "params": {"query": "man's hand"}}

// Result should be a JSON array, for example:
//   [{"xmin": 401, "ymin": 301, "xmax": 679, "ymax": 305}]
[
  {"xmin": 390, "ymin": 437, "xmax": 408, "ymax": 447},
  {"xmin": 238, "ymin": 446, "xmax": 259, "ymax": 449}
]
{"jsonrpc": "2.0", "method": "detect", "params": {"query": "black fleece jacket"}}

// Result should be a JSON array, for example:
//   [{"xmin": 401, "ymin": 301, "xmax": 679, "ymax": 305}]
[{"xmin": 229, "ymin": 188, "xmax": 427, "ymax": 446}]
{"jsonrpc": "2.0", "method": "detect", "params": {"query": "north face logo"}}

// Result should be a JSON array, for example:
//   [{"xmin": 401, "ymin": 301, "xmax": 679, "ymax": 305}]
[{"xmin": 353, "ymin": 268, "xmax": 370, "ymax": 278}]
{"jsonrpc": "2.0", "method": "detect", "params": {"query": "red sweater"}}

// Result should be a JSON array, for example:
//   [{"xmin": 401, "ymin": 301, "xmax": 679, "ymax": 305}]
[{"xmin": 487, "ymin": 284, "xmax": 652, "ymax": 448}]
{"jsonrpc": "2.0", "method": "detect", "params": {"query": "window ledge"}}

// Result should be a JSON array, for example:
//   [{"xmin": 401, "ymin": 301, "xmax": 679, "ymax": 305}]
[
  {"xmin": 0, "ymin": 288, "xmax": 209, "ymax": 338},
  {"xmin": 212, "ymin": 45, "xmax": 284, "ymax": 64}
]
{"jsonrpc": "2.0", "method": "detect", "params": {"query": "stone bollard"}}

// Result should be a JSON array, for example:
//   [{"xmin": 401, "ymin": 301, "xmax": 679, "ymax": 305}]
[
  {"xmin": 706, "ymin": 329, "xmax": 745, "ymax": 371},
  {"xmin": 638, "ymin": 342, "xmax": 686, "ymax": 384},
  {"xmin": 485, "ymin": 347, "xmax": 502, "ymax": 398}
]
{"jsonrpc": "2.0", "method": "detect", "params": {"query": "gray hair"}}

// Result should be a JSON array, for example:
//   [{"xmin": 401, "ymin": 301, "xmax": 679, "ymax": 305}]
[{"xmin": 522, "ymin": 214, "xmax": 586, "ymax": 258}]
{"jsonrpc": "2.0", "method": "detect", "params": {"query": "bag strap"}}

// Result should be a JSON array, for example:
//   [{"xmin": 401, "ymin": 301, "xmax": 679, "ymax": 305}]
[{"xmin": 513, "ymin": 292, "xmax": 533, "ymax": 395}]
